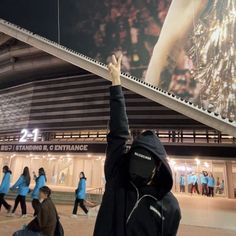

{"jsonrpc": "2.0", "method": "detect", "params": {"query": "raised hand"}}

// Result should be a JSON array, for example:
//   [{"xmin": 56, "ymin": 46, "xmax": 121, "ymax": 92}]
[{"xmin": 108, "ymin": 54, "xmax": 123, "ymax": 86}]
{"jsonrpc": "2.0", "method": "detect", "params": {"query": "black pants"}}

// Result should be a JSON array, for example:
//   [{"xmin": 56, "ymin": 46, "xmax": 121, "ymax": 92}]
[
  {"xmin": 202, "ymin": 184, "xmax": 208, "ymax": 195},
  {"xmin": 0, "ymin": 193, "xmax": 11, "ymax": 211},
  {"xmin": 73, "ymin": 198, "xmax": 88, "ymax": 214},
  {"xmin": 32, "ymin": 199, "xmax": 41, "ymax": 216},
  {"xmin": 191, "ymin": 183, "xmax": 200, "ymax": 194},
  {"xmin": 208, "ymin": 187, "xmax": 214, "ymax": 197},
  {"xmin": 180, "ymin": 185, "xmax": 185, "ymax": 192},
  {"xmin": 188, "ymin": 184, "xmax": 192, "ymax": 193},
  {"xmin": 12, "ymin": 195, "xmax": 27, "ymax": 215}
]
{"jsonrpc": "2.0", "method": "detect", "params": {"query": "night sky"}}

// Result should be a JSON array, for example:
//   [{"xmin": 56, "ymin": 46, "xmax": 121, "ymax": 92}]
[
  {"xmin": 0, "ymin": 0, "xmax": 58, "ymax": 41},
  {"xmin": 0, "ymin": 0, "xmax": 106, "ymax": 55}
]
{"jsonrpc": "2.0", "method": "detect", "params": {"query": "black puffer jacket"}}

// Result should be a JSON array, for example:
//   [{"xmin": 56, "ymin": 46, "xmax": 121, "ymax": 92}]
[{"xmin": 94, "ymin": 86, "xmax": 181, "ymax": 236}]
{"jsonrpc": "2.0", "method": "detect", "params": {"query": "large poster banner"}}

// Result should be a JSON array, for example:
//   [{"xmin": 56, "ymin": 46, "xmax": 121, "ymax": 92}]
[{"xmin": 0, "ymin": 0, "xmax": 235, "ymax": 122}]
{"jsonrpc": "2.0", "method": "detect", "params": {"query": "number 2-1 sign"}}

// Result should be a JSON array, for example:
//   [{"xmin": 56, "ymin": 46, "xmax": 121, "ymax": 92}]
[{"xmin": 19, "ymin": 128, "xmax": 39, "ymax": 143}]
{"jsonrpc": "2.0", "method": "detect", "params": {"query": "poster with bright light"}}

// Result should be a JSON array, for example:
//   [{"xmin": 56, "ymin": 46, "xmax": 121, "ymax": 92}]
[{"xmin": 0, "ymin": 0, "xmax": 235, "ymax": 122}]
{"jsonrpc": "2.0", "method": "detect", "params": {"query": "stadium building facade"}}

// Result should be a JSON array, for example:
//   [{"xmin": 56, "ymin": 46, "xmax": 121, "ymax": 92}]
[{"xmin": 0, "ymin": 35, "xmax": 236, "ymax": 198}]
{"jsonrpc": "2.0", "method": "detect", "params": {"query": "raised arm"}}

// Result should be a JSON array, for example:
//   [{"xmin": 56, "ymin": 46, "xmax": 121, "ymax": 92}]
[{"xmin": 105, "ymin": 54, "xmax": 130, "ymax": 181}]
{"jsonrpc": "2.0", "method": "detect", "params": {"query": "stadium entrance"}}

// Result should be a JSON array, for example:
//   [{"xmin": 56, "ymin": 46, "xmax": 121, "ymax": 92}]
[
  {"xmin": 0, "ymin": 142, "xmax": 235, "ymax": 198},
  {"xmin": 0, "ymin": 143, "xmax": 106, "ymax": 192}
]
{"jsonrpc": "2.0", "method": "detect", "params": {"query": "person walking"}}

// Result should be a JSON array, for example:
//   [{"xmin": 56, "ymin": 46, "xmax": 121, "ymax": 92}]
[
  {"xmin": 0, "ymin": 165, "xmax": 12, "ymax": 213},
  {"xmin": 31, "ymin": 168, "xmax": 46, "ymax": 216},
  {"xmin": 201, "ymin": 171, "xmax": 208, "ymax": 196},
  {"xmin": 13, "ymin": 186, "xmax": 58, "ymax": 236},
  {"xmin": 187, "ymin": 173, "xmax": 193, "ymax": 193},
  {"xmin": 215, "ymin": 177, "xmax": 221, "ymax": 194},
  {"xmin": 207, "ymin": 173, "xmax": 215, "ymax": 197},
  {"xmin": 191, "ymin": 173, "xmax": 200, "ymax": 195},
  {"xmin": 219, "ymin": 180, "xmax": 225, "ymax": 194},
  {"xmin": 93, "ymin": 54, "xmax": 181, "ymax": 236},
  {"xmin": 179, "ymin": 174, "xmax": 185, "ymax": 193},
  {"xmin": 72, "ymin": 172, "xmax": 88, "ymax": 217},
  {"xmin": 10, "ymin": 167, "xmax": 31, "ymax": 217}
]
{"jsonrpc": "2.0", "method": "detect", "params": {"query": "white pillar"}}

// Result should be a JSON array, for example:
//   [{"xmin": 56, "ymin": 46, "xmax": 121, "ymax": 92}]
[{"xmin": 225, "ymin": 161, "xmax": 234, "ymax": 199}]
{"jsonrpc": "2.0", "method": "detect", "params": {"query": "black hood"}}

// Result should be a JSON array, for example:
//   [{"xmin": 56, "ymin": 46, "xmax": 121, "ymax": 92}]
[{"xmin": 129, "ymin": 130, "xmax": 173, "ymax": 198}]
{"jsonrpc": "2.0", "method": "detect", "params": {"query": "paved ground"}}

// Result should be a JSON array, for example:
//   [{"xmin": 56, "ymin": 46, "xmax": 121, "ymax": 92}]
[
  {"xmin": 176, "ymin": 194, "xmax": 236, "ymax": 231},
  {"xmin": 0, "ymin": 194, "xmax": 236, "ymax": 236}
]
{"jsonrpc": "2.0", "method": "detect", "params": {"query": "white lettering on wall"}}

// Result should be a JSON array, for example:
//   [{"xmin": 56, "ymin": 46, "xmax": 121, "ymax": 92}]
[{"xmin": 19, "ymin": 128, "xmax": 40, "ymax": 143}]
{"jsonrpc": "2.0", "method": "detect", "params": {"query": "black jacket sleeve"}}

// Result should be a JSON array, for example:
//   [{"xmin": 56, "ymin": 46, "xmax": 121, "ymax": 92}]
[
  {"xmin": 27, "ymin": 217, "xmax": 40, "ymax": 232},
  {"xmin": 27, "ymin": 206, "xmax": 48, "ymax": 232},
  {"xmin": 163, "ymin": 192, "xmax": 181, "ymax": 236},
  {"xmin": 105, "ymin": 85, "xmax": 130, "ymax": 181}
]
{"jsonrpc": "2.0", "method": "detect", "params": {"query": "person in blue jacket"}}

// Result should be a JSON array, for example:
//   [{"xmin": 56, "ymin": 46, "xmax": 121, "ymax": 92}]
[
  {"xmin": 207, "ymin": 173, "xmax": 215, "ymax": 197},
  {"xmin": 201, "ymin": 171, "xmax": 208, "ymax": 196},
  {"xmin": 72, "ymin": 172, "xmax": 88, "ymax": 217},
  {"xmin": 191, "ymin": 173, "xmax": 200, "ymax": 195},
  {"xmin": 10, "ymin": 166, "xmax": 31, "ymax": 217},
  {"xmin": 179, "ymin": 174, "xmax": 185, "ymax": 193},
  {"xmin": 187, "ymin": 174, "xmax": 193, "ymax": 193},
  {"xmin": 31, "ymin": 167, "xmax": 46, "ymax": 216},
  {"xmin": 0, "ymin": 165, "xmax": 12, "ymax": 213}
]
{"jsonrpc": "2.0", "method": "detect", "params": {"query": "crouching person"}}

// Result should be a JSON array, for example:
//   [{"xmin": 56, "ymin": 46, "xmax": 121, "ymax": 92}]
[{"xmin": 13, "ymin": 186, "xmax": 58, "ymax": 236}]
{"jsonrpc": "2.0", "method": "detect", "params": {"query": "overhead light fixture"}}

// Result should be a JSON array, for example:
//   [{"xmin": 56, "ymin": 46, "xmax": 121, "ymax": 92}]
[
  {"xmin": 195, "ymin": 158, "xmax": 200, "ymax": 165},
  {"xmin": 177, "ymin": 166, "xmax": 186, "ymax": 171},
  {"xmin": 204, "ymin": 162, "xmax": 209, "ymax": 168},
  {"xmin": 169, "ymin": 159, "xmax": 176, "ymax": 166}
]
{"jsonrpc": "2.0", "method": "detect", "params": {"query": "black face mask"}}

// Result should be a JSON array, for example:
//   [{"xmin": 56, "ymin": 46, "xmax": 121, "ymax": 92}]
[
  {"xmin": 129, "ymin": 173, "xmax": 153, "ymax": 187},
  {"xmin": 128, "ymin": 148, "xmax": 156, "ymax": 187}
]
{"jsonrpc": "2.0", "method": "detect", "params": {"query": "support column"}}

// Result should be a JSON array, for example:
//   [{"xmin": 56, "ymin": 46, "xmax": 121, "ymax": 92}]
[
  {"xmin": 225, "ymin": 161, "xmax": 234, "ymax": 199},
  {"xmin": 72, "ymin": 157, "xmax": 83, "ymax": 187}
]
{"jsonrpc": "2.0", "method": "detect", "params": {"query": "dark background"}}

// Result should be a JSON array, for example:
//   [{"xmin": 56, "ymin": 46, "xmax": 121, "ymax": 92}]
[
  {"xmin": 0, "ymin": 0, "xmax": 171, "ymax": 78},
  {"xmin": 2, "ymin": 1, "xmax": 233, "ymax": 122},
  {"xmin": 0, "ymin": 0, "xmax": 58, "ymax": 41}
]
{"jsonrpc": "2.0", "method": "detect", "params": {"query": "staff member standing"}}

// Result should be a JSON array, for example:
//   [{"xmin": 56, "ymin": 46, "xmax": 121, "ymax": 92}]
[
  {"xmin": 0, "ymin": 165, "xmax": 12, "ymax": 213},
  {"xmin": 72, "ymin": 172, "xmax": 88, "ymax": 217},
  {"xmin": 207, "ymin": 173, "xmax": 215, "ymax": 197},
  {"xmin": 187, "ymin": 174, "xmax": 193, "ymax": 193},
  {"xmin": 10, "ymin": 167, "xmax": 31, "ymax": 217},
  {"xmin": 191, "ymin": 173, "xmax": 200, "ymax": 195},
  {"xmin": 201, "ymin": 171, "xmax": 208, "ymax": 196},
  {"xmin": 179, "ymin": 174, "xmax": 185, "ymax": 193},
  {"xmin": 31, "ymin": 168, "xmax": 46, "ymax": 216}
]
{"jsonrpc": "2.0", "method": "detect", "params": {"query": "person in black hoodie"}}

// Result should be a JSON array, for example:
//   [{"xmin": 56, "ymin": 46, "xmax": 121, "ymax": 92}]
[{"xmin": 93, "ymin": 54, "xmax": 181, "ymax": 236}]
